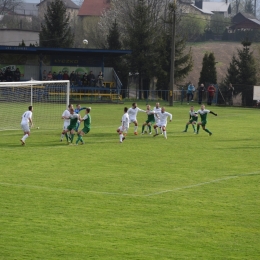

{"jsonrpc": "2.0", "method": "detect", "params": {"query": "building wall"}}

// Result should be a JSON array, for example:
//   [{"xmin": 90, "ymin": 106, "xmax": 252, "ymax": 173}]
[{"xmin": 0, "ymin": 29, "xmax": 39, "ymax": 46}]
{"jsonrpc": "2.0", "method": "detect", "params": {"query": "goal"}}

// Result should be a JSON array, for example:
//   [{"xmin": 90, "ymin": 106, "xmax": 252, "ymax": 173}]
[{"xmin": 0, "ymin": 80, "xmax": 70, "ymax": 131}]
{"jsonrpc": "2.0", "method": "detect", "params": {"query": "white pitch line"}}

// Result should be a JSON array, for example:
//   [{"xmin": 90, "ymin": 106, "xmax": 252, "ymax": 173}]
[
  {"xmin": 0, "ymin": 171, "xmax": 259, "ymax": 198},
  {"xmin": 144, "ymin": 171, "xmax": 260, "ymax": 196}
]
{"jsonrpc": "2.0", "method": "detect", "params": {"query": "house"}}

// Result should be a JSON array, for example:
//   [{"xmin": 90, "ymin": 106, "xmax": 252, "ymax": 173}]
[
  {"xmin": 229, "ymin": 12, "xmax": 260, "ymax": 31},
  {"xmin": 78, "ymin": 0, "xmax": 110, "ymax": 17},
  {"xmin": 37, "ymin": 0, "xmax": 79, "ymax": 21},
  {"xmin": 203, "ymin": 1, "xmax": 231, "ymax": 18},
  {"xmin": 180, "ymin": 0, "xmax": 231, "ymax": 18}
]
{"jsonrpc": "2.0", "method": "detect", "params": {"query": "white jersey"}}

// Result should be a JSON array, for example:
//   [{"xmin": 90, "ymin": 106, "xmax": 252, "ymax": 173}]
[
  {"xmin": 127, "ymin": 107, "xmax": 146, "ymax": 121},
  {"xmin": 197, "ymin": 109, "xmax": 210, "ymax": 115},
  {"xmin": 122, "ymin": 113, "xmax": 129, "ymax": 129},
  {"xmin": 21, "ymin": 110, "xmax": 32, "ymax": 125},
  {"xmin": 62, "ymin": 109, "xmax": 71, "ymax": 124},
  {"xmin": 153, "ymin": 107, "xmax": 161, "ymax": 122},
  {"xmin": 155, "ymin": 111, "xmax": 172, "ymax": 126}
]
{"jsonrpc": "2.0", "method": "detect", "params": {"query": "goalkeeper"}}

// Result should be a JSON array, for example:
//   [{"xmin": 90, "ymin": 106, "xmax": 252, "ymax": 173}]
[{"xmin": 75, "ymin": 104, "xmax": 86, "ymax": 132}]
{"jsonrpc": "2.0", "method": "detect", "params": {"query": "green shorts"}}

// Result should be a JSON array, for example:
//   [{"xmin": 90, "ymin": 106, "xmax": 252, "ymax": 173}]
[
  {"xmin": 146, "ymin": 119, "xmax": 155, "ymax": 124},
  {"xmin": 189, "ymin": 119, "xmax": 197, "ymax": 124},
  {"xmin": 201, "ymin": 120, "xmax": 207, "ymax": 126},
  {"xmin": 82, "ymin": 127, "xmax": 90, "ymax": 134},
  {"xmin": 67, "ymin": 125, "xmax": 77, "ymax": 131}
]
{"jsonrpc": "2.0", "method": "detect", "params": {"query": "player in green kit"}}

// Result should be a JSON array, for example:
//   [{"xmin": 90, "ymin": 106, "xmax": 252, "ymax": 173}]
[
  {"xmin": 196, "ymin": 104, "xmax": 217, "ymax": 135},
  {"xmin": 183, "ymin": 106, "xmax": 198, "ymax": 133},
  {"xmin": 64, "ymin": 108, "xmax": 79, "ymax": 144},
  {"xmin": 141, "ymin": 105, "xmax": 155, "ymax": 135},
  {"xmin": 76, "ymin": 107, "xmax": 91, "ymax": 145}
]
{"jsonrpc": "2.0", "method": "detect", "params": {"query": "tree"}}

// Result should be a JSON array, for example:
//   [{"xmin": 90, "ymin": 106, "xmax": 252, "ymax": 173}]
[
  {"xmin": 39, "ymin": 0, "xmax": 74, "ymax": 48},
  {"xmin": 105, "ymin": 20, "xmax": 129, "ymax": 98},
  {"xmin": 0, "ymin": 0, "xmax": 22, "ymax": 15},
  {"xmin": 126, "ymin": 0, "xmax": 157, "ymax": 99},
  {"xmin": 244, "ymin": 0, "xmax": 254, "ymax": 14},
  {"xmin": 199, "ymin": 52, "xmax": 217, "ymax": 85},
  {"xmin": 179, "ymin": 14, "xmax": 206, "ymax": 41},
  {"xmin": 155, "ymin": 29, "xmax": 193, "ymax": 91},
  {"xmin": 18, "ymin": 40, "xmax": 26, "ymax": 46},
  {"xmin": 225, "ymin": 40, "xmax": 257, "ymax": 105},
  {"xmin": 210, "ymin": 14, "xmax": 231, "ymax": 34}
]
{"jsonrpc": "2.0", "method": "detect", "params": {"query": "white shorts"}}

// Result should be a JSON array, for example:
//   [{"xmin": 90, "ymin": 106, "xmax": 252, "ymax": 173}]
[
  {"xmin": 129, "ymin": 118, "xmax": 137, "ymax": 123},
  {"xmin": 156, "ymin": 121, "xmax": 167, "ymax": 128},
  {"xmin": 63, "ymin": 121, "xmax": 70, "ymax": 130},
  {"xmin": 118, "ymin": 126, "xmax": 129, "ymax": 132},
  {"xmin": 21, "ymin": 123, "xmax": 30, "ymax": 132}
]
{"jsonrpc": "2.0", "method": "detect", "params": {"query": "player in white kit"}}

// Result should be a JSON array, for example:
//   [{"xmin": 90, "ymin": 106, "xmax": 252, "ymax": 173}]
[
  {"xmin": 117, "ymin": 107, "xmax": 129, "ymax": 143},
  {"xmin": 153, "ymin": 107, "xmax": 172, "ymax": 139},
  {"xmin": 153, "ymin": 102, "xmax": 162, "ymax": 134},
  {"xmin": 60, "ymin": 104, "xmax": 73, "ymax": 142},
  {"xmin": 20, "ymin": 106, "xmax": 33, "ymax": 145},
  {"xmin": 127, "ymin": 102, "xmax": 146, "ymax": 135}
]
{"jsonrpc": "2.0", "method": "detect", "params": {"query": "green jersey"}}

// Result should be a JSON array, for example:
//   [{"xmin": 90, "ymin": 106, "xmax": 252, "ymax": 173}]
[
  {"xmin": 197, "ymin": 109, "xmax": 210, "ymax": 121},
  {"xmin": 69, "ymin": 114, "xmax": 79, "ymax": 127},
  {"xmin": 147, "ymin": 111, "xmax": 155, "ymax": 122},
  {"xmin": 189, "ymin": 110, "xmax": 198, "ymax": 121},
  {"xmin": 82, "ymin": 114, "xmax": 91, "ymax": 129}
]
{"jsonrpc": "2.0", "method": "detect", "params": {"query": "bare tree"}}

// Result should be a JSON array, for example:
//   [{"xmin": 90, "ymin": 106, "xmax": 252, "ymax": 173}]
[{"xmin": 0, "ymin": 0, "xmax": 23, "ymax": 15}]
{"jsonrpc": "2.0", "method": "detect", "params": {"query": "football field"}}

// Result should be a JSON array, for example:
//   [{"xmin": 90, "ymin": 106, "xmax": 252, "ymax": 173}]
[{"xmin": 0, "ymin": 102, "xmax": 259, "ymax": 259}]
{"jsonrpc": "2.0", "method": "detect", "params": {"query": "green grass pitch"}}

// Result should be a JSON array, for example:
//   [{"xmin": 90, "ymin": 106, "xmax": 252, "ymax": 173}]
[{"xmin": 0, "ymin": 102, "xmax": 260, "ymax": 259}]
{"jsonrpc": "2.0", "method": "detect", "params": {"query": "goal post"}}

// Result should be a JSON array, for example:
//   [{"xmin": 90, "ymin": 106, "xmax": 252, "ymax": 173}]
[{"xmin": 0, "ymin": 80, "xmax": 70, "ymax": 131}]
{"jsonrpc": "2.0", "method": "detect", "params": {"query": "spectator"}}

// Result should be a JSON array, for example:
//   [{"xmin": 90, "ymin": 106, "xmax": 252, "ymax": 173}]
[
  {"xmin": 226, "ymin": 83, "xmax": 234, "ymax": 106},
  {"xmin": 63, "ymin": 71, "xmax": 70, "ymax": 80},
  {"xmin": 186, "ymin": 82, "xmax": 195, "ymax": 104},
  {"xmin": 198, "ymin": 83, "xmax": 206, "ymax": 105},
  {"xmin": 5, "ymin": 67, "xmax": 13, "ymax": 82},
  {"xmin": 87, "ymin": 71, "xmax": 96, "ymax": 86},
  {"xmin": 0, "ymin": 69, "xmax": 5, "ymax": 81},
  {"xmin": 207, "ymin": 84, "xmax": 216, "ymax": 105},
  {"xmin": 75, "ymin": 72, "xmax": 82, "ymax": 86},
  {"xmin": 47, "ymin": 71, "xmax": 53, "ymax": 81},
  {"xmin": 97, "ymin": 71, "xmax": 104, "ymax": 87},
  {"xmin": 42, "ymin": 70, "xmax": 47, "ymax": 80},
  {"xmin": 82, "ymin": 73, "xmax": 88, "ymax": 85},
  {"xmin": 13, "ymin": 68, "xmax": 21, "ymax": 81},
  {"xmin": 57, "ymin": 71, "xmax": 63, "ymax": 80},
  {"xmin": 70, "ymin": 71, "xmax": 76, "ymax": 85},
  {"xmin": 52, "ymin": 72, "xmax": 57, "ymax": 80}
]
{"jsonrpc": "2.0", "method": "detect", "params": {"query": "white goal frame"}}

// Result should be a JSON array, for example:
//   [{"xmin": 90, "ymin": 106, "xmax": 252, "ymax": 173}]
[{"xmin": 0, "ymin": 80, "xmax": 70, "ymax": 131}]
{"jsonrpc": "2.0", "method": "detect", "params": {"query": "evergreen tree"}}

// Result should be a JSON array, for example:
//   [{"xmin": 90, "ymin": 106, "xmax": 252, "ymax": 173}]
[
  {"xmin": 39, "ymin": 0, "xmax": 74, "ymax": 48},
  {"xmin": 199, "ymin": 52, "xmax": 217, "ymax": 85},
  {"xmin": 19, "ymin": 40, "xmax": 26, "ymax": 46},
  {"xmin": 225, "ymin": 39, "xmax": 257, "ymax": 106},
  {"xmin": 155, "ymin": 32, "xmax": 193, "ymax": 91},
  {"xmin": 106, "ymin": 20, "xmax": 128, "ymax": 98},
  {"xmin": 244, "ymin": 0, "xmax": 254, "ymax": 14},
  {"xmin": 126, "ymin": 0, "xmax": 156, "ymax": 99}
]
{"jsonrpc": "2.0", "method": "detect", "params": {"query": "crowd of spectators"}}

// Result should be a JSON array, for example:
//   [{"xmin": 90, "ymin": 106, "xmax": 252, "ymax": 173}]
[
  {"xmin": 42, "ymin": 70, "xmax": 104, "ymax": 87},
  {"xmin": 0, "ymin": 67, "xmax": 21, "ymax": 82}
]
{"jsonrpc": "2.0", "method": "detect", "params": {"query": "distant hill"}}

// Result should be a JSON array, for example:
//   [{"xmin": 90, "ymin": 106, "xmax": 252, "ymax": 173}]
[{"xmin": 182, "ymin": 42, "xmax": 260, "ymax": 87}]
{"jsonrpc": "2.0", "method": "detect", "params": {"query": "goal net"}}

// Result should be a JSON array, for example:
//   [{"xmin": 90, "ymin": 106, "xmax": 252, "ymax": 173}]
[{"xmin": 0, "ymin": 80, "xmax": 70, "ymax": 131}]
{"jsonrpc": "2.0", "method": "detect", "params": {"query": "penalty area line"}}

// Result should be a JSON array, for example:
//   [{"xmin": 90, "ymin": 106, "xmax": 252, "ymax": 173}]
[{"xmin": 144, "ymin": 171, "xmax": 260, "ymax": 197}]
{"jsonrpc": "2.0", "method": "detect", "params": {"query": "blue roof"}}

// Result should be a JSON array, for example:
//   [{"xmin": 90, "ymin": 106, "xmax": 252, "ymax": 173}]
[{"xmin": 0, "ymin": 45, "xmax": 132, "ymax": 56}]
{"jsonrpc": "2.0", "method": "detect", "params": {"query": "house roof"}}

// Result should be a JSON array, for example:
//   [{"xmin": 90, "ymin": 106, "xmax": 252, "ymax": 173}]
[
  {"xmin": 78, "ymin": 0, "xmax": 110, "ymax": 16},
  {"xmin": 203, "ymin": 2, "xmax": 230, "ymax": 13},
  {"xmin": 239, "ymin": 12, "xmax": 256, "ymax": 19},
  {"xmin": 249, "ymin": 19, "xmax": 260, "ymax": 26},
  {"xmin": 14, "ymin": 3, "xmax": 38, "ymax": 16},
  {"xmin": 190, "ymin": 4, "xmax": 213, "ymax": 15},
  {"xmin": 37, "ymin": 0, "xmax": 79, "ymax": 9}
]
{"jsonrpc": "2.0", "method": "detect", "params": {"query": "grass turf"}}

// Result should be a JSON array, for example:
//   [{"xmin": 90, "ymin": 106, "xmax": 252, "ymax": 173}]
[{"xmin": 0, "ymin": 102, "xmax": 260, "ymax": 259}]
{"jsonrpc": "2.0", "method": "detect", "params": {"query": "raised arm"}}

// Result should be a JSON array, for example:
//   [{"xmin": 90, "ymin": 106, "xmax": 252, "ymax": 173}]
[{"xmin": 210, "ymin": 111, "xmax": 218, "ymax": 116}]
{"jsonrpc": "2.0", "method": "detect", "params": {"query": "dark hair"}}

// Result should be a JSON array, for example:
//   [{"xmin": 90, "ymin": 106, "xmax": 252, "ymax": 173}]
[
  {"xmin": 132, "ymin": 102, "xmax": 136, "ymax": 106},
  {"xmin": 28, "ymin": 106, "xmax": 33, "ymax": 111},
  {"xmin": 86, "ymin": 108, "xmax": 91, "ymax": 113},
  {"xmin": 68, "ymin": 104, "xmax": 73, "ymax": 108},
  {"xmin": 124, "ymin": 107, "xmax": 128, "ymax": 112}
]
